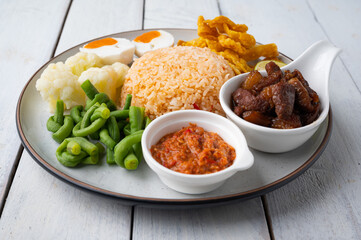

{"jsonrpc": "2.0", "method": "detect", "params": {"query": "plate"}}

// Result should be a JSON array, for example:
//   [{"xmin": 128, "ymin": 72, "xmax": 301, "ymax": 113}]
[{"xmin": 16, "ymin": 29, "xmax": 332, "ymax": 207}]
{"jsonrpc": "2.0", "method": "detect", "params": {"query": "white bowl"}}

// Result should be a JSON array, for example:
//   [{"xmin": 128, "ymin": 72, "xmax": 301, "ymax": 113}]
[
  {"xmin": 219, "ymin": 40, "xmax": 340, "ymax": 153},
  {"xmin": 141, "ymin": 110, "xmax": 254, "ymax": 194},
  {"xmin": 220, "ymin": 76, "xmax": 325, "ymax": 153}
]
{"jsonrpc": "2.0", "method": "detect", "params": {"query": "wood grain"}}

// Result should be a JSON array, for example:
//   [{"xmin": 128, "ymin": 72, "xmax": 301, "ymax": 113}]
[
  {"xmin": 144, "ymin": 0, "xmax": 220, "ymax": 29},
  {"xmin": 308, "ymin": 0, "xmax": 361, "ymax": 89},
  {"xmin": 133, "ymin": 1, "xmax": 271, "ymax": 239},
  {"xmin": 1, "ymin": 0, "xmax": 360, "ymax": 239},
  {"xmin": 133, "ymin": 199, "xmax": 271, "ymax": 240},
  {"xmin": 0, "ymin": 0, "xmax": 70, "ymax": 210},
  {"xmin": 0, "ymin": 0, "xmax": 143, "ymax": 239},
  {"xmin": 0, "ymin": 154, "xmax": 132, "ymax": 239},
  {"xmin": 56, "ymin": 0, "xmax": 144, "ymax": 54},
  {"xmin": 219, "ymin": 0, "xmax": 361, "ymax": 238}
]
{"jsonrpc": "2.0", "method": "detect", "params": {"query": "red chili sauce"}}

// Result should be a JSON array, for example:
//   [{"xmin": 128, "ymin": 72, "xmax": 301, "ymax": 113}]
[{"xmin": 150, "ymin": 123, "xmax": 236, "ymax": 174}]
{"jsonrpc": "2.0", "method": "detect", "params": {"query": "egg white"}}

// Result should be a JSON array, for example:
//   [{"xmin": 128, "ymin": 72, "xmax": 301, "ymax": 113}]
[
  {"xmin": 80, "ymin": 38, "xmax": 135, "ymax": 65},
  {"xmin": 133, "ymin": 30, "xmax": 174, "ymax": 57}
]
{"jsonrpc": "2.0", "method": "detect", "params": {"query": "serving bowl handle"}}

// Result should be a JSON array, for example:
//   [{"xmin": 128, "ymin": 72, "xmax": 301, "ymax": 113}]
[{"xmin": 234, "ymin": 148, "xmax": 254, "ymax": 171}]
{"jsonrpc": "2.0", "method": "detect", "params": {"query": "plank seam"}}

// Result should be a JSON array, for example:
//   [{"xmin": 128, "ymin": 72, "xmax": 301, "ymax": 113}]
[
  {"xmin": 50, "ymin": 0, "xmax": 73, "ymax": 58},
  {"xmin": 142, "ymin": 0, "xmax": 145, "ymax": 30},
  {"xmin": 216, "ymin": 0, "xmax": 223, "ymax": 15},
  {"xmin": 0, "ymin": 146, "xmax": 23, "ymax": 218},
  {"xmin": 0, "ymin": 0, "xmax": 73, "ymax": 219},
  {"xmin": 261, "ymin": 195, "xmax": 275, "ymax": 240},
  {"xmin": 305, "ymin": 0, "xmax": 361, "ymax": 96},
  {"xmin": 130, "ymin": 206, "xmax": 135, "ymax": 240}
]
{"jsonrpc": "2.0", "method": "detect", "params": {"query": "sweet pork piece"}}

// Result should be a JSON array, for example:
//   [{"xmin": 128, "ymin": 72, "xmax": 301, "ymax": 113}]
[
  {"xmin": 258, "ymin": 86, "xmax": 274, "ymax": 109},
  {"xmin": 231, "ymin": 61, "xmax": 320, "ymax": 129},
  {"xmin": 241, "ymin": 70, "xmax": 263, "ymax": 91},
  {"xmin": 288, "ymin": 77, "xmax": 314, "ymax": 112},
  {"xmin": 232, "ymin": 88, "xmax": 269, "ymax": 115},
  {"xmin": 272, "ymin": 113, "xmax": 302, "ymax": 129},
  {"xmin": 254, "ymin": 61, "xmax": 283, "ymax": 91},
  {"xmin": 300, "ymin": 103, "xmax": 321, "ymax": 125},
  {"xmin": 242, "ymin": 111, "xmax": 273, "ymax": 127},
  {"xmin": 271, "ymin": 82, "xmax": 295, "ymax": 120}
]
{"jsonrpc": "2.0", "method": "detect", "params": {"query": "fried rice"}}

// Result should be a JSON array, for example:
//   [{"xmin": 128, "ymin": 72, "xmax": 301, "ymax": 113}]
[{"xmin": 120, "ymin": 46, "xmax": 235, "ymax": 119}]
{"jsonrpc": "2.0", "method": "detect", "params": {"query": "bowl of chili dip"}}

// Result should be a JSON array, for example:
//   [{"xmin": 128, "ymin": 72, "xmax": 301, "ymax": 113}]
[{"xmin": 141, "ymin": 110, "xmax": 254, "ymax": 194}]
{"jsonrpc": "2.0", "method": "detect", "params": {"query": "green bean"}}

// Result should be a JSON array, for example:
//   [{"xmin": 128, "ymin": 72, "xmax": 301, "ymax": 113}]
[
  {"xmin": 54, "ymin": 100, "xmax": 64, "ymax": 125},
  {"xmin": 107, "ymin": 116, "xmax": 120, "ymax": 142},
  {"xmin": 73, "ymin": 117, "xmax": 107, "ymax": 137},
  {"xmin": 81, "ymin": 103, "xmax": 100, "ymax": 129},
  {"xmin": 122, "ymin": 94, "xmax": 132, "ymax": 110},
  {"xmin": 114, "ymin": 130, "xmax": 143, "ymax": 167},
  {"xmin": 95, "ymin": 142, "xmax": 105, "ymax": 155},
  {"xmin": 132, "ymin": 143, "xmax": 143, "ymax": 163},
  {"xmin": 82, "ymin": 154, "xmax": 99, "ymax": 165},
  {"xmin": 107, "ymin": 100, "xmax": 117, "ymax": 111},
  {"xmin": 67, "ymin": 140, "xmax": 81, "ymax": 155},
  {"xmin": 52, "ymin": 116, "xmax": 74, "ymax": 143},
  {"xmin": 90, "ymin": 103, "xmax": 110, "ymax": 122},
  {"xmin": 99, "ymin": 128, "xmax": 116, "ymax": 150},
  {"xmin": 124, "ymin": 149, "xmax": 139, "ymax": 170},
  {"xmin": 117, "ymin": 120, "xmax": 128, "ymax": 132},
  {"xmin": 57, "ymin": 151, "xmax": 87, "ymax": 167},
  {"xmin": 67, "ymin": 137, "xmax": 98, "ymax": 156},
  {"xmin": 85, "ymin": 93, "xmax": 109, "ymax": 111},
  {"xmin": 70, "ymin": 105, "xmax": 83, "ymax": 124},
  {"xmin": 106, "ymin": 148, "xmax": 115, "ymax": 164},
  {"xmin": 145, "ymin": 116, "xmax": 152, "ymax": 128},
  {"xmin": 110, "ymin": 110, "xmax": 129, "ymax": 119},
  {"xmin": 89, "ymin": 129, "xmax": 100, "ymax": 140},
  {"xmin": 81, "ymin": 110, "xmax": 86, "ymax": 117},
  {"xmin": 123, "ymin": 123, "xmax": 131, "ymax": 136},
  {"xmin": 56, "ymin": 137, "xmax": 99, "ymax": 167},
  {"xmin": 56, "ymin": 138, "xmax": 68, "ymax": 153},
  {"xmin": 81, "ymin": 79, "xmax": 99, "ymax": 100},
  {"xmin": 56, "ymin": 140, "xmax": 86, "ymax": 167},
  {"xmin": 46, "ymin": 116, "xmax": 61, "ymax": 133},
  {"xmin": 129, "ymin": 106, "xmax": 145, "ymax": 134}
]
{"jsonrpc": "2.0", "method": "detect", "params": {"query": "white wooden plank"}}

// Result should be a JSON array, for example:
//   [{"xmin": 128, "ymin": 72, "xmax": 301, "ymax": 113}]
[
  {"xmin": 219, "ymin": 0, "xmax": 361, "ymax": 238},
  {"xmin": 56, "ymin": 0, "xmax": 144, "ymax": 54},
  {"xmin": 0, "ymin": 0, "xmax": 144, "ymax": 238},
  {"xmin": 0, "ymin": 0, "xmax": 70, "ymax": 208},
  {"xmin": 135, "ymin": 1, "xmax": 271, "ymax": 240},
  {"xmin": 144, "ymin": 0, "xmax": 220, "ymax": 29},
  {"xmin": 133, "ymin": 199, "xmax": 270, "ymax": 240},
  {"xmin": 266, "ymin": 63, "xmax": 361, "ymax": 240},
  {"xmin": 308, "ymin": 0, "xmax": 361, "ymax": 88},
  {"xmin": 0, "ymin": 153, "xmax": 132, "ymax": 240}
]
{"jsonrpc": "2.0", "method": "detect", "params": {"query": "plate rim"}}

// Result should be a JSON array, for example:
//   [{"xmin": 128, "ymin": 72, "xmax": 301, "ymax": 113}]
[{"xmin": 16, "ymin": 28, "xmax": 332, "ymax": 206}]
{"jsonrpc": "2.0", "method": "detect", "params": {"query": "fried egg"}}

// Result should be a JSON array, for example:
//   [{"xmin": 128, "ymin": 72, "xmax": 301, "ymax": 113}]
[
  {"xmin": 133, "ymin": 30, "xmax": 174, "ymax": 57},
  {"xmin": 80, "ymin": 37, "xmax": 135, "ymax": 65}
]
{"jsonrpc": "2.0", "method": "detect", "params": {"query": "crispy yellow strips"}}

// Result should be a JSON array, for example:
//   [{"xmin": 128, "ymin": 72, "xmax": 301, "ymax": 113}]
[
  {"xmin": 177, "ymin": 16, "xmax": 279, "ymax": 74},
  {"xmin": 241, "ymin": 43, "xmax": 279, "ymax": 62}
]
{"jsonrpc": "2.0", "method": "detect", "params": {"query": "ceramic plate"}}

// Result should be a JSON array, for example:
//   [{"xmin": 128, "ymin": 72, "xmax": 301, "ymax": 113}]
[{"xmin": 16, "ymin": 29, "xmax": 332, "ymax": 207}]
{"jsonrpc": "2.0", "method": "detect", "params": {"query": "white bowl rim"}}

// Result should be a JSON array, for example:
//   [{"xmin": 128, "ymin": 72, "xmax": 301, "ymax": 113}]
[
  {"xmin": 219, "ymin": 72, "xmax": 329, "ymax": 135},
  {"xmin": 141, "ymin": 110, "xmax": 253, "ymax": 179}
]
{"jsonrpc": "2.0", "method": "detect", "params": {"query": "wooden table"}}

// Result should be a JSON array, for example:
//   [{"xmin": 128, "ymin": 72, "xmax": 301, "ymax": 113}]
[{"xmin": 1, "ymin": 0, "xmax": 360, "ymax": 239}]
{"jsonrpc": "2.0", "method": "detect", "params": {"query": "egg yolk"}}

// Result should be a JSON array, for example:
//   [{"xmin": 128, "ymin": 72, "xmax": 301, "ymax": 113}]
[
  {"xmin": 84, "ymin": 38, "xmax": 118, "ymax": 49},
  {"xmin": 134, "ymin": 31, "xmax": 161, "ymax": 43}
]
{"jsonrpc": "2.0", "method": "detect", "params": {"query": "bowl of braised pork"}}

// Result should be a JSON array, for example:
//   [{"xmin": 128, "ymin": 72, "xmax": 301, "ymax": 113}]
[
  {"xmin": 220, "ymin": 39, "xmax": 341, "ymax": 153},
  {"xmin": 220, "ymin": 61, "xmax": 327, "ymax": 153}
]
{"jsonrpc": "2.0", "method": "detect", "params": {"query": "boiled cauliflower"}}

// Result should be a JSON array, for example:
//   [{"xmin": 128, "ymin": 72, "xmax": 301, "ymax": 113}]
[
  {"xmin": 65, "ymin": 52, "xmax": 103, "ymax": 76},
  {"xmin": 102, "ymin": 62, "xmax": 129, "ymax": 88},
  {"xmin": 78, "ymin": 62, "xmax": 129, "ymax": 102},
  {"xmin": 36, "ymin": 62, "xmax": 85, "ymax": 112}
]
